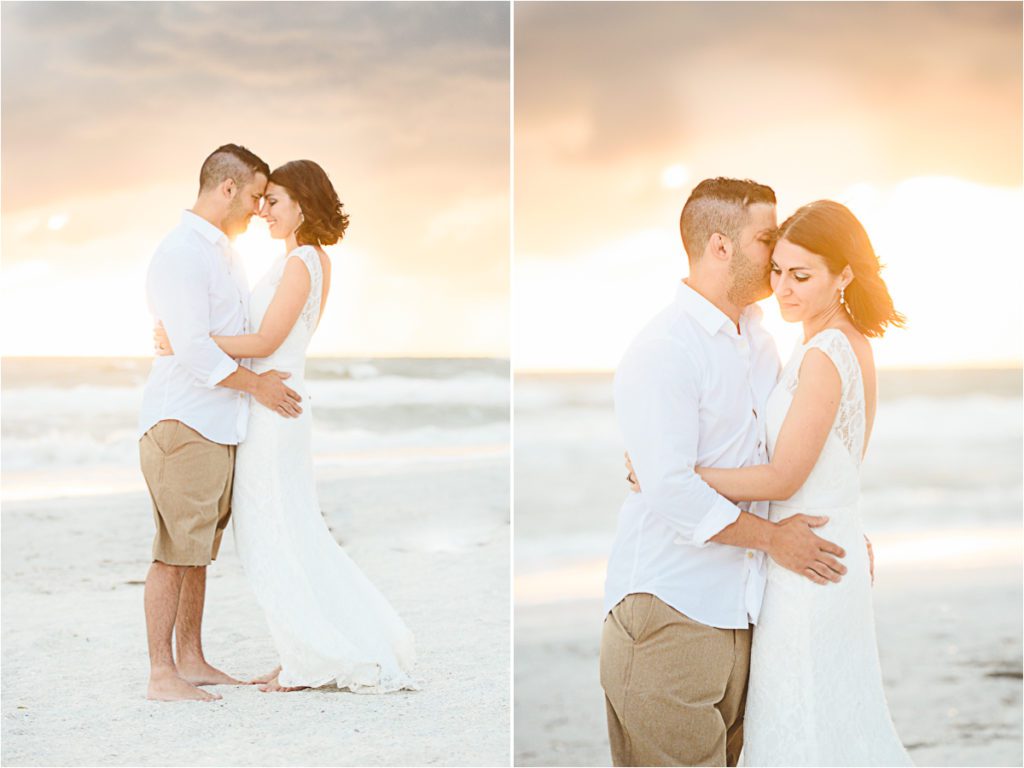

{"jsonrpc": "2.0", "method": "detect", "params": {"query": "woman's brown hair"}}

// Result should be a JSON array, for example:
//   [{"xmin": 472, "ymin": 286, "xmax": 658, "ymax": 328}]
[
  {"xmin": 777, "ymin": 200, "xmax": 905, "ymax": 338},
  {"xmin": 269, "ymin": 160, "xmax": 350, "ymax": 246}
]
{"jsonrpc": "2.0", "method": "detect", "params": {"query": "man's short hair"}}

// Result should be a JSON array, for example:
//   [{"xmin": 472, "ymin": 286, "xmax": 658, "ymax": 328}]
[
  {"xmin": 198, "ymin": 144, "xmax": 270, "ymax": 193},
  {"xmin": 679, "ymin": 178, "xmax": 776, "ymax": 264}
]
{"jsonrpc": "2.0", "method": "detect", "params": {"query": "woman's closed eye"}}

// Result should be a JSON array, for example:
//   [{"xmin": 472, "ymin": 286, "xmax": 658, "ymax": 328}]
[{"xmin": 771, "ymin": 262, "xmax": 810, "ymax": 281}]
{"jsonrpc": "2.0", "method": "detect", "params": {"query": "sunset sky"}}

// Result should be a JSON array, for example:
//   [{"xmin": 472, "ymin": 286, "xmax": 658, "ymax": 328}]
[
  {"xmin": 1, "ymin": 2, "xmax": 509, "ymax": 358},
  {"xmin": 515, "ymin": 2, "xmax": 1023, "ymax": 371}
]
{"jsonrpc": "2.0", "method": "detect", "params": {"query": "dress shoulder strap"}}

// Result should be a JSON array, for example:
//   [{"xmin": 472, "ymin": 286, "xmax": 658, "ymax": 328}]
[
  {"xmin": 286, "ymin": 245, "xmax": 323, "ymax": 331},
  {"xmin": 287, "ymin": 245, "xmax": 321, "ymax": 276},
  {"xmin": 805, "ymin": 329, "xmax": 859, "ymax": 393},
  {"xmin": 804, "ymin": 328, "xmax": 866, "ymax": 465}
]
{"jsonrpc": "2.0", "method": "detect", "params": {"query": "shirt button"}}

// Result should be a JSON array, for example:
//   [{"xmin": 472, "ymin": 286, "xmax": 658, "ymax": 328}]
[{"xmin": 746, "ymin": 551, "xmax": 754, "ymax": 559}]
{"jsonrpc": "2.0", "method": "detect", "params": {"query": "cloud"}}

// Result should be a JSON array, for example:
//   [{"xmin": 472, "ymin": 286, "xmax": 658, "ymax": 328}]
[
  {"xmin": 2, "ymin": 2, "xmax": 508, "ymax": 210},
  {"xmin": 0, "ymin": 1, "xmax": 510, "ymax": 357},
  {"xmin": 515, "ymin": 2, "xmax": 1021, "ymax": 256}
]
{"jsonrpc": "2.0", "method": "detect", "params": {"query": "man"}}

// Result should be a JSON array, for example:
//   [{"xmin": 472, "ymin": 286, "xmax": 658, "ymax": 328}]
[
  {"xmin": 138, "ymin": 144, "xmax": 302, "ymax": 702},
  {"xmin": 600, "ymin": 178, "xmax": 848, "ymax": 765}
]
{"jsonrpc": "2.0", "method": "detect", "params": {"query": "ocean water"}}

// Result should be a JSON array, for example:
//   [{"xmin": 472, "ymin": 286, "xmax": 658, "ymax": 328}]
[
  {"xmin": 1, "ymin": 357, "xmax": 509, "ymax": 499},
  {"xmin": 514, "ymin": 368, "xmax": 1023, "ymax": 575}
]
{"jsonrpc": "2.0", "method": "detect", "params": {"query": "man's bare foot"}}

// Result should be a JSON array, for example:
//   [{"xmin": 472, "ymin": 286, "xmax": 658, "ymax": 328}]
[
  {"xmin": 257, "ymin": 673, "xmax": 307, "ymax": 693},
  {"xmin": 148, "ymin": 672, "xmax": 222, "ymax": 702},
  {"xmin": 177, "ymin": 660, "xmax": 243, "ymax": 686},
  {"xmin": 250, "ymin": 666, "xmax": 282, "ymax": 685}
]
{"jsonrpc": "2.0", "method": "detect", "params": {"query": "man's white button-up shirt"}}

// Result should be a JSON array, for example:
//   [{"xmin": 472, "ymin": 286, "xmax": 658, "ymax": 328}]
[
  {"xmin": 138, "ymin": 211, "xmax": 251, "ymax": 445},
  {"xmin": 604, "ymin": 282, "xmax": 781, "ymax": 628}
]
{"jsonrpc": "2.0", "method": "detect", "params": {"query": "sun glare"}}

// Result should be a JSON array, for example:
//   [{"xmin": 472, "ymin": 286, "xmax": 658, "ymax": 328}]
[
  {"xmin": 46, "ymin": 213, "xmax": 69, "ymax": 231},
  {"xmin": 516, "ymin": 176, "xmax": 1023, "ymax": 372},
  {"xmin": 234, "ymin": 218, "xmax": 284, "ymax": 289},
  {"xmin": 661, "ymin": 164, "xmax": 690, "ymax": 190}
]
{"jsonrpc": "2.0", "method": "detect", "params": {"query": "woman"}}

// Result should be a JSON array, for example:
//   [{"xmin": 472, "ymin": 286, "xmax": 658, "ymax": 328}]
[
  {"xmin": 702, "ymin": 200, "xmax": 908, "ymax": 765},
  {"xmin": 158, "ymin": 159, "xmax": 416, "ymax": 693}
]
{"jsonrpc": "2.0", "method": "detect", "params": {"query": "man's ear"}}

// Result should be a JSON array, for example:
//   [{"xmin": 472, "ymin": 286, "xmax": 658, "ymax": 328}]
[
  {"xmin": 707, "ymin": 232, "xmax": 733, "ymax": 262},
  {"xmin": 220, "ymin": 178, "xmax": 237, "ymax": 200}
]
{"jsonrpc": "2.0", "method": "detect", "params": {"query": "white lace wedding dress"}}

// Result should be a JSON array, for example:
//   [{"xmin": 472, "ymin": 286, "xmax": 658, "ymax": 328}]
[
  {"xmin": 232, "ymin": 245, "xmax": 417, "ymax": 692},
  {"xmin": 740, "ymin": 329, "xmax": 911, "ymax": 766}
]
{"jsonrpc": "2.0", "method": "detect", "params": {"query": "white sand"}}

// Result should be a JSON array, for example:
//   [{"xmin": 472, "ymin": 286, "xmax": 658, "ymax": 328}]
[
  {"xmin": 2, "ymin": 455, "xmax": 510, "ymax": 766},
  {"xmin": 514, "ymin": 550, "xmax": 1023, "ymax": 767}
]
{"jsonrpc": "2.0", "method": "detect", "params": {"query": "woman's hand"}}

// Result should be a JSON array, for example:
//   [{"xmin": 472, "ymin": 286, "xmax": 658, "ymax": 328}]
[
  {"xmin": 153, "ymin": 321, "xmax": 174, "ymax": 356},
  {"xmin": 624, "ymin": 452, "xmax": 641, "ymax": 493}
]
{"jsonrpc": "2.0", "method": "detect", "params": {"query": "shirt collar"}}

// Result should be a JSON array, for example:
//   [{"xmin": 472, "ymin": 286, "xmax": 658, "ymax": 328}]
[
  {"xmin": 675, "ymin": 281, "xmax": 763, "ymax": 337},
  {"xmin": 181, "ymin": 210, "xmax": 228, "ymax": 247}
]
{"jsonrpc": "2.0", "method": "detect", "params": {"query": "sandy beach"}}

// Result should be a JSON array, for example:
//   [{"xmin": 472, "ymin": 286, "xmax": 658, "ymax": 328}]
[
  {"xmin": 514, "ymin": 370, "xmax": 1023, "ymax": 767},
  {"xmin": 2, "ymin": 451, "xmax": 510, "ymax": 766}
]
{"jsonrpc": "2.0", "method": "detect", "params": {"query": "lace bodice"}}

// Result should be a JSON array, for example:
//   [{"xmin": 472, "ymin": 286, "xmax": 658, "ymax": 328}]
[
  {"xmin": 782, "ymin": 329, "xmax": 865, "ymax": 463},
  {"xmin": 766, "ymin": 328, "xmax": 866, "ymax": 510},
  {"xmin": 249, "ymin": 245, "xmax": 323, "ymax": 376}
]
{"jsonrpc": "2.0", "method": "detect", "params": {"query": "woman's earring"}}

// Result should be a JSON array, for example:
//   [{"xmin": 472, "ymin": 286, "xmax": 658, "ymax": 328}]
[{"xmin": 840, "ymin": 286, "xmax": 846, "ymax": 305}]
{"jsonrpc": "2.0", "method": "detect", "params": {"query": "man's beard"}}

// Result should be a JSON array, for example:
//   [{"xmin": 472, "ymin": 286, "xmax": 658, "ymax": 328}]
[
  {"xmin": 727, "ymin": 245, "xmax": 772, "ymax": 307},
  {"xmin": 224, "ymin": 202, "xmax": 251, "ymax": 237}
]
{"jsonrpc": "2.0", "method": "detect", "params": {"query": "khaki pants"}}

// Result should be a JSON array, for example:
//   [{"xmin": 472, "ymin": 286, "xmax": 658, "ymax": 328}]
[
  {"xmin": 600, "ymin": 593, "xmax": 751, "ymax": 767},
  {"xmin": 139, "ymin": 420, "xmax": 235, "ymax": 566}
]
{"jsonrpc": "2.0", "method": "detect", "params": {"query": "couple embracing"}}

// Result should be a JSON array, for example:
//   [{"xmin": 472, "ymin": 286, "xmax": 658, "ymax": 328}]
[
  {"xmin": 601, "ymin": 178, "xmax": 912, "ymax": 765},
  {"xmin": 139, "ymin": 144, "xmax": 416, "ymax": 701}
]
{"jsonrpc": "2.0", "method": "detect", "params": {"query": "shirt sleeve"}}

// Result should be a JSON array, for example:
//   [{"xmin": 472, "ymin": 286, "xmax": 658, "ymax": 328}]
[
  {"xmin": 148, "ymin": 247, "xmax": 239, "ymax": 388},
  {"xmin": 614, "ymin": 339, "xmax": 741, "ymax": 546}
]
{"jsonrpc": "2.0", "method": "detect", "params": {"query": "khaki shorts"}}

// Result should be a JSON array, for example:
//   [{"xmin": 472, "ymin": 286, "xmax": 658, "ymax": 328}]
[
  {"xmin": 600, "ymin": 593, "xmax": 751, "ymax": 767},
  {"xmin": 139, "ymin": 420, "xmax": 235, "ymax": 566}
]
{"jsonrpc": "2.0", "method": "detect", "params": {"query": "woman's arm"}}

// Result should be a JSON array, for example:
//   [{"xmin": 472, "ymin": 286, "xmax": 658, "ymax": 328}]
[
  {"xmin": 212, "ymin": 257, "xmax": 312, "ymax": 359},
  {"xmin": 696, "ymin": 348, "xmax": 842, "ymax": 502}
]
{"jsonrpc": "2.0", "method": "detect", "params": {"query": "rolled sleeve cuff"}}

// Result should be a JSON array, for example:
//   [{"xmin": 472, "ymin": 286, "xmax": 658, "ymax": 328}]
[
  {"xmin": 205, "ymin": 356, "xmax": 240, "ymax": 389},
  {"xmin": 692, "ymin": 496, "xmax": 742, "ymax": 547}
]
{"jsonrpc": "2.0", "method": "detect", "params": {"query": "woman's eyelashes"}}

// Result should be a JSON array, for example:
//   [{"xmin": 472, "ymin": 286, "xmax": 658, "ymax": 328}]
[{"xmin": 770, "ymin": 262, "xmax": 810, "ymax": 281}]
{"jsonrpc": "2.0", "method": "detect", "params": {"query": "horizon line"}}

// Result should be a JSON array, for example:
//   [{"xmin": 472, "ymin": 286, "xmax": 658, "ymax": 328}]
[
  {"xmin": 1, "ymin": 353, "xmax": 510, "ymax": 362},
  {"xmin": 515, "ymin": 361, "xmax": 1024, "ymax": 375}
]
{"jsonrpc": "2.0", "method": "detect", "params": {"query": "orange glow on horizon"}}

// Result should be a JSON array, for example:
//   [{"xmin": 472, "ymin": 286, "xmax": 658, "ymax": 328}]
[{"xmin": 514, "ymin": 176, "xmax": 1023, "ymax": 373}]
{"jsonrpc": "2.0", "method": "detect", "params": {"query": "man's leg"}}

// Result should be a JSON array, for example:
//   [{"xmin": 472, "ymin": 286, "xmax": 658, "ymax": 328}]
[
  {"xmin": 601, "ymin": 608, "xmax": 638, "ymax": 766},
  {"xmin": 174, "ymin": 565, "xmax": 241, "ymax": 685},
  {"xmin": 144, "ymin": 561, "xmax": 220, "ymax": 701},
  {"xmin": 600, "ymin": 593, "xmax": 737, "ymax": 766},
  {"xmin": 721, "ymin": 625, "xmax": 752, "ymax": 767}
]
